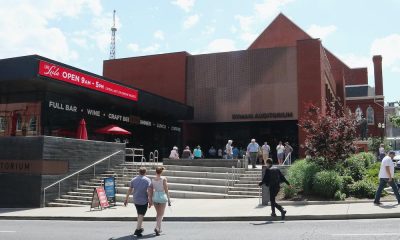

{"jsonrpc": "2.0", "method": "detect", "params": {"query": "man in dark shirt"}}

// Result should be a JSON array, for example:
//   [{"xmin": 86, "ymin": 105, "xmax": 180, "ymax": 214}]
[{"xmin": 259, "ymin": 158, "xmax": 291, "ymax": 220}]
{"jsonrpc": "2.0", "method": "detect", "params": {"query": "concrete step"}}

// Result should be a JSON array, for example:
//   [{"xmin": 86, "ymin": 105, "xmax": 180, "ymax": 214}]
[
  {"xmin": 110, "ymin": 170, "xmax": 232, "ymax": 180},
  {"xmin": 116, "ymin": 164, "xmax": 245, "ymax": 174},
  {"xmin": 47, "ymin": 202, "xmax": 87, "ymax": 207},
  {"xmin": 227, "ymin": 195, "xmax": 259, "ymax": 199},
  {"xmin": 115, "ymin": 176, "xmax": 237, "ymax": 186},
  {"xmin": 117, "ymin": 183, "xmax": 227, "ymax": 195},
  {"xmin": 228, "ymin": 191, "xmax": 259, "ymax": 196},
  {"xmin": 61, "ymin": 195, "xmax": 93, "ymax": 200},
  {"xmin": 54, "ymin": 198, "xmax": 92, "ymax": 205}
]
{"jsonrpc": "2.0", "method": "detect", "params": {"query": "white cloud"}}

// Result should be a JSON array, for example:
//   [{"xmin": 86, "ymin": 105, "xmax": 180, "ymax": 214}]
[
  {"xmin": 142, "ymin": 44, "xmax": 161, "ymax": 53},
  {"xmin": 204, "ymin": 39, "xmax": 237, "ymax": 53},
  {"xmin": 371, "ymin": 34, "xmax": 400, "ymax": 69},
  {"xmin": 230, "ymin": 26, "xmax": 238, "ymax": 34},
  {"xmin": 338, "ymin": 53, "xmax": 371, "ymax": 69},
  {"xmin": 392, "ymin": 66, "xmax": 400, "ymax": 73},
  {"xmin": 307, "ymin": 24, "xmax": 337, "ymax": 40},
  {"xmin": 183, "ymin": 14, "xmax": 200, "ymax": 29},
  {"xmin": 254, "ymin": 0, "xmax": 295, "ymax": 20},
  {"xmin": 171, "ymin": 0, "xmax": 195, "ymax": 12},
  {"xmin": 202, "ymin": 26, "xmax": 216, "ymax": 35},
  {"xmin": 234, "ymin": 0, "xmax": 294, "ymax": 45},
  {"xmin": 0, "ymin": 0, "xmax": 110, "ymax": 63},
  {"xmin": 154, "ymin": 30, "xmax": 165, "ymax": 40},
  {"xmin": 127, "ymin": 43, "xmax": 140, "ymax": 52},
  {"xmin": 234, "ymin": 15, "xmax": 255, "ymax": 32}
]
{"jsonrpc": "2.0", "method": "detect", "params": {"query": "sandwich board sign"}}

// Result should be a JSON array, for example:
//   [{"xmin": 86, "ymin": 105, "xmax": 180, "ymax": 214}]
[
  {"xmin": 90, "ymin": 187, "xmax": 109, "ymax": 210},
  {"xmin": 104, "ymin": 177, "xmax": 116, "ymax": 206}
]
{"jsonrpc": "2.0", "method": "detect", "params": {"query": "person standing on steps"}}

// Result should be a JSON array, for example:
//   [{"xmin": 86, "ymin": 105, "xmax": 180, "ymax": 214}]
[
  {"xmin": 225, "ymin": 140, "xmax": 233, "ymax": 159},
  {"xmin": 124, "ymin": 167, "xmax": 152, "ymax": 237},
  {"xmin": 276, "ymin": 141, "xmax": 285, "ymax": 165},
  {"xmin": 259, "ymin": 158, "xmax": 291, "ymax": 220},
  {"xmin": 261, "ymin": 141, "xmax": 271, "ymax": 165},
  {"xmin": 148, "ymin": 166, "xmax": 171, "ymax": 236},
  {"xmin": 247, "ymin": 139, "xmax": 260, "ymax": 168}
]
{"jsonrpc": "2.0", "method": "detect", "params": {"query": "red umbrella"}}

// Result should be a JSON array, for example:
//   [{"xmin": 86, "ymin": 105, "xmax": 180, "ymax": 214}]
[
  {"xmin": 95, "ymin": 124, "xmax": 131, "ymax": 135},
  {"xmin": 76, "ymin": 119, "xmax": 88, "ymax": 140}
]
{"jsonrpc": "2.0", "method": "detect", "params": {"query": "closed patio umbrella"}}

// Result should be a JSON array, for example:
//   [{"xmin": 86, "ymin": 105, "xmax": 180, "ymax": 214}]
[{"xmin": 76, "ymin": 118, "xmax": 88, "ymax": 140}]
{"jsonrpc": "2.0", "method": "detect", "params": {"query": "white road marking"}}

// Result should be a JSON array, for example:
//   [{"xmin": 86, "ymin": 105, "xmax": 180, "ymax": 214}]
[
  {"xmin": 332, "ymin": 233, "xmax": 400, "ymax": 236},
  {"xmin": 0, "ymin": 231, "xmax": 16, "ymax": 233}
]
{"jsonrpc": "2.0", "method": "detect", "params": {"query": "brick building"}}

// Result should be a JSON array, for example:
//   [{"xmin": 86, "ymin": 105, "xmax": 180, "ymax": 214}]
[{"xmin": 103, "ymin": 13, "xmax": 385, "ymax": 159}]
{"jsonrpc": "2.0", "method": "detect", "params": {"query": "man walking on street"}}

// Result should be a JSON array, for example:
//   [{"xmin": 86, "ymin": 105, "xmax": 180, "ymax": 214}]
[
  {"xmin": 247, "ymin": 139, "xmax": 260, "ymax": 168},
  {"xmin": 259, "ymin": 158, "xmax": 291, "ymax": 220},
  {"xmin": 124, "ymin": 167, "xmax": 152, "ymax": 237},
  {"xmin": 374, "ymin": 151, "xmax": 400, "ymax": 205}
]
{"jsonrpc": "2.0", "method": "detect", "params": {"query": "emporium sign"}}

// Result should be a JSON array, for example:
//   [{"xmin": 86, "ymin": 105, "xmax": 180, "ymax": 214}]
[{"xmin": 38, "ymin": 60, "xmax": 138, "ymax": 101}]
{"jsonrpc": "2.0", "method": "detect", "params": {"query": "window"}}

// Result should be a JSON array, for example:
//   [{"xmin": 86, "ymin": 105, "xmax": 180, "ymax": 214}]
[
  {"xmin": 16, "ymin": 114, "xmax": 22, "ymax": 131},
  {"xmin": 355, "ymin": 106, "xmax": 363, "ymax": 122},
  {"xmin": 366, "ymin": 106, "xmax": 374, "ymax": 125},
  {"xmin": 29, "ymin": 116, "xmax": 37, "ymax": 131},
  {"xmin": 0, "ymin": 117, "xmax": 6, "ymax": 131}
]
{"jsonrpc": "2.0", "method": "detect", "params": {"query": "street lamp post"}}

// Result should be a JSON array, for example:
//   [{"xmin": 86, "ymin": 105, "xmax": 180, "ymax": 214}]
[{"xmin": 378, "ymin": 122, "xmax": 385, "ymax": 140}]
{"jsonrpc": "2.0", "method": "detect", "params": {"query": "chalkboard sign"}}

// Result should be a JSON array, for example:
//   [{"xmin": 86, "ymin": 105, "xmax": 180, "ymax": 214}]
[
  {"xmin": 90, "ymin": 187, "xmax": 109, "ymax": 210},
  {"xmin": 104, "ymin": 177, "xmax": 116, "ymax": 206}
]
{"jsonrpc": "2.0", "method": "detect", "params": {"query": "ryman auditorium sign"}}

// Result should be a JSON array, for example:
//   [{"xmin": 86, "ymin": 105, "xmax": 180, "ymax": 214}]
[{"xmin": 232, "ymin": 112, "xmax": 294, "ymax": 120}]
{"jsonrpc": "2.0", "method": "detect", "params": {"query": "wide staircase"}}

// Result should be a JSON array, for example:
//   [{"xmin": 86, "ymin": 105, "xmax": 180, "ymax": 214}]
[{"xmin": 48, "ymin": 161, "xmax": 290, "ymax": 207}]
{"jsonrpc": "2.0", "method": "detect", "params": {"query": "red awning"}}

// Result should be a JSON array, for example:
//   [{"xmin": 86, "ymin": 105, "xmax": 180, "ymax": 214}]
[{"xmin": 95, "ymin": 125, "xmax": 131, "ymax": 135}]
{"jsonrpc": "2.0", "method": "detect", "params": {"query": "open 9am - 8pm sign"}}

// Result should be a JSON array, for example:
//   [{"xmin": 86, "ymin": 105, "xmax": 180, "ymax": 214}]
[{"xmin": 38, "ymin": 60, "xmax": 138, "ymax": 102}]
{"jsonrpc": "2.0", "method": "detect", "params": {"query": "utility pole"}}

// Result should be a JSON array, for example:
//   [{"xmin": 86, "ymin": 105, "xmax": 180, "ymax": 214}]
[{"xmin": 109, "ymin": 10, "xmax": 117, "ymax": 59}]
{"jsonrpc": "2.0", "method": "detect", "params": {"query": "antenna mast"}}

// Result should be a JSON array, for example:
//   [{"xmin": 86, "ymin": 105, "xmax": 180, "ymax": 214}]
[{"xmin": 109, "ymin": 10, "xmax": 117, "ymax": 59}]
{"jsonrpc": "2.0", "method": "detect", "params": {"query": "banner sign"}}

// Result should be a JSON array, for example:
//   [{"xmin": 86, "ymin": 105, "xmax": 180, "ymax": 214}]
[
  {"xmin": 38, "ymin": 60, "xmax": 138, "ymax": 102},
  {"xmin": 104, "ymin": 177, "xmax": 116, "ymax": 206},
  {"xmin": 90, "ymin": 187, "xmax": 110, "ymax": 210}
]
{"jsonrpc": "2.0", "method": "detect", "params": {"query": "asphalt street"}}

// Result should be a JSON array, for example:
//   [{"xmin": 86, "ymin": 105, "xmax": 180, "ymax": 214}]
[{"xmin": 1, "ymin": 218, "xmax": 400, "ymax": 240}]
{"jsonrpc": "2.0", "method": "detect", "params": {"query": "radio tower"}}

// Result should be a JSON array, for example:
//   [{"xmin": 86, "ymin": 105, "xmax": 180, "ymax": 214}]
[{"xmin": 109, "ymin": 10, "xmax": 117, "ymax": 59}]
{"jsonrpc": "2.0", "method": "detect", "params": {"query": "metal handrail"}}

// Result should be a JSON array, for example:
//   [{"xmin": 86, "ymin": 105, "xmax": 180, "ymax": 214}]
[
  {"xmin": 282, "ymin": 152, "xmax": 292, "ymax": 165},
  {"xmin": 154, "ymin": 150, "xmax": 159, "ymax": 164},
  {"xmin": 43, "ymin": 150, "xmax": 123, "ymax": 207}
]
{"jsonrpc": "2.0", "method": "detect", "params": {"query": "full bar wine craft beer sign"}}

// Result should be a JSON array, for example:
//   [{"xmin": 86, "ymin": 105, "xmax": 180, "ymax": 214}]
[{"xmin": 38, "ymin": 60, "xmax": 138, "ymax": 101}]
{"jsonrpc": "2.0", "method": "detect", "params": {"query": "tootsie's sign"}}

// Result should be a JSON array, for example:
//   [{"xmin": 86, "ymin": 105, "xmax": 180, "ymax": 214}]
[{"xmin": 38, "ymin": 60, "xmax": 138, "ymax": 101}]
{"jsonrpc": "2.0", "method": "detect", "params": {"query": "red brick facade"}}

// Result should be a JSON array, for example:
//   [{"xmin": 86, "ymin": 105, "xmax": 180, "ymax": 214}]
[
  {"xmin": 103, "ymin": 52, "xmax": 189, "ymax": 104},
  {"xmin": 102, "ymin": 13, "xmax": 385, "ymax": 157}
]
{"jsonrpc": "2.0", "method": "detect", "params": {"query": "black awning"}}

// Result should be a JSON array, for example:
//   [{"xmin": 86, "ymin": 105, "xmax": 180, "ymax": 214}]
[{"xmin": 0, "ymin": 55, "xmax": 193, "ymax": 121}]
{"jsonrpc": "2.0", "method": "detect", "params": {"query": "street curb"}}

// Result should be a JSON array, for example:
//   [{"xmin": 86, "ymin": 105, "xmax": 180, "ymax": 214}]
[{"xmin": 2, "ymin": 213, "xmax": 400, "ymax": 222}]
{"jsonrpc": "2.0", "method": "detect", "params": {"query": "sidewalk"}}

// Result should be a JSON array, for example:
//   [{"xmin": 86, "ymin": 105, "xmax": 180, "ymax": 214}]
[{"xmin": 1, "ymin": 198, "xmax": 400, "ymax": 221}]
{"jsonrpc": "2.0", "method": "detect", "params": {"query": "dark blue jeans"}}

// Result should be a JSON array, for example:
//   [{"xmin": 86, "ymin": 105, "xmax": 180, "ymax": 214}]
[{"xmin": 374, "ymin": 178, "xmax": 400, "ymax": 203}]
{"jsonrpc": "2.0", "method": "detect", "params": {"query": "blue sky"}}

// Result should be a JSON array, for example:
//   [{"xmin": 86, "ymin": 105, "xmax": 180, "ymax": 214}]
[{"xmin": 0, "ymin": 0, "xmax": 399, "ymax": 103}]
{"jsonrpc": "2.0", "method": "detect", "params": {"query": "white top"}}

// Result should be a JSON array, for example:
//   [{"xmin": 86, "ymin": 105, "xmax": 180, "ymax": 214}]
[
  {"xmin": 379, "ymin": 147, "xmax": 385, "ymax": 155},
  {"xmin": 226, "ymin": 144, "xmax": 233, "ymax": 155},
  {"xmin": 152, "ymin": 177, "xmax": 165, "ymax": 192},
  {"xmin": 379, "ymin": 156, "xmax": 395, "ymax": 179},
  {"xmin": 261, "ymin": 144, "xmax": 270, "ymax": 154},
  {"xmin": 276, "ymin": 144, "xmax": 285, "ymax": 154},
  {"xmin": 169, "ymin": 149, "xmax": 179, "ymax": 159}
]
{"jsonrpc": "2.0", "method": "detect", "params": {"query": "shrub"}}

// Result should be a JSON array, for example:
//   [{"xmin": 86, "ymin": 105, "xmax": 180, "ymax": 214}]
[
  {"xmin": 334, "ymin": 190, "xmax": 346, "ymax": 201},
  {"xmin": 365, "ymin": 163, "xmax": 381, "ymax": 185},
  {"xmin": 357, "ymin": 152, "xmax": 376, "ymax": 168},
  {"xmin": 341, "ymin": 175, "xmax": 354, "ymax": 195},
  {"xmin": 350, "ymin": 180, "xmax": 376, "ymax": 199},
  {"xmin": 313, "ymin": 171, "xmax": 343, "ymax": 199},
  {"xmin": 299, "ymin": 102, "xmax": 357, "ymax": 169},
  {"xmin": 344, "ymin": 155, "xmax": 366, "ymax": 181},
  {"xmin": 286, "ymin": 159, "xmax": 321, "ymax": 195},
  {"xmin": 283, "ymin": 184, "xmax": 296, "ymax": 199}
]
